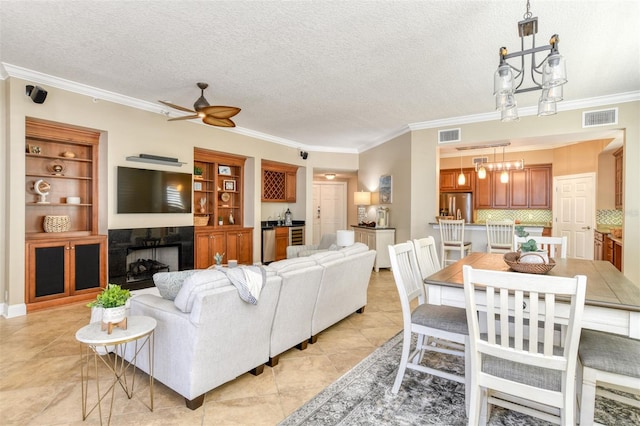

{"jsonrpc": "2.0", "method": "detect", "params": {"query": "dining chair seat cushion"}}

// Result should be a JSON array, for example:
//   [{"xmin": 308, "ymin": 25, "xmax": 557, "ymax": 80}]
[
  {"xmin": 579, "ymin": 329, "xmax": 640, "ymax": 378},
  {"xmin": 480, "ymin": 336, "xmax": 564, "ymax": 392},
  {"xmin": 444, "ymin": 242, "xmax": 472, "ymax": 247},
  {"xmin": 411, "ymin": 304, "xmax": 468, "ymax": 335}
]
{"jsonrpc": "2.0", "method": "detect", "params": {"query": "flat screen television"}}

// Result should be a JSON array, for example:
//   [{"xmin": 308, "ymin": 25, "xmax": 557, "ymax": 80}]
[{"xmin": 117, "ymin": 166, "xmax": 192, "ymax": 213}]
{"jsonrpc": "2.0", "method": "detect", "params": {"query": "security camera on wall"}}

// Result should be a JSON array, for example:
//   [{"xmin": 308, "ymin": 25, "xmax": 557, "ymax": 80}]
[{"xmin": 300, "ymin": 150, "xmax": 308, "ymax": 160}]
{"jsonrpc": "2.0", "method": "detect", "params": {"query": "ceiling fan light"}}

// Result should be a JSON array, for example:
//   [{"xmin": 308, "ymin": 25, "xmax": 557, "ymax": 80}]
[{"xmin": 542, "ymin": 53, "xmax": 567, "ymax": 88}]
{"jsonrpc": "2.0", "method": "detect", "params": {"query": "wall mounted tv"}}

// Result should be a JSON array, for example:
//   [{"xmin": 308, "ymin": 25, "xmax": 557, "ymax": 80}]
[{"xmin": 117, "ymin": 166, "xmax": 192, "ymax": 213}]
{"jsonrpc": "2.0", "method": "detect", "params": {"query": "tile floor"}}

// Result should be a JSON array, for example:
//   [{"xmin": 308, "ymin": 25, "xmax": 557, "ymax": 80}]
[{"xmin": 0, "ymin": 270, "xmax": 402, "ymax": 425}]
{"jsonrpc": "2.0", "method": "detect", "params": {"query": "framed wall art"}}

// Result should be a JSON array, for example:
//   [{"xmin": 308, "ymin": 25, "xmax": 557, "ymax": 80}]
[
  {"xmin": 379, "ymin": 175, "xmax": 392, "ymax": 204},
  {"xmin": 193, "ymin": 182, "xmax": 202, "ymax": 191},
  {"xmin": 223, "ymin": 180, "xmax": 236, "ymax": 191},
  {"xmin": 218, "ymin": 165, "xmax": 231, "ymax": 175}
]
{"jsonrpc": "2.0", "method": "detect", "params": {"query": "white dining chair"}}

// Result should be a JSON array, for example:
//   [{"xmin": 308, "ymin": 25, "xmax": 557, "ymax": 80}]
[
  {"xmin": 388, "ymin": 242, "xmax": 469, "ymax": 395},
  {"xmin": 439, "ymin": 219, "xmax": 472, "ymax": 268},
  {"xmin": 577, "ymin": 330, "xmax": 640, "ymax": 425},
  {"xmin": 412, "ymin": 236, "xmax": 441, "ymax": 280},
  {"xmin": 462, "ymin": 264, "xmax": 587, "ymax": 425},
  {"xmin": 513, "ymin": 235, "xmax": 568, "ymax": 258},
  {"xmin": 485, "ymin": 220, "xmax": 515, "ymax": 254}
]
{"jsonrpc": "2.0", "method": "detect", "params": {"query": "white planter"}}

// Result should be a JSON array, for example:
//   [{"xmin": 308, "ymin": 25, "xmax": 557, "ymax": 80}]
[
  {"xmin": 519, "ymin": 251, "xmax": 549, "ymax": 264},
  {"xmin": 102, "ymin": 305, "xmax": 127, "ymax": 324}
]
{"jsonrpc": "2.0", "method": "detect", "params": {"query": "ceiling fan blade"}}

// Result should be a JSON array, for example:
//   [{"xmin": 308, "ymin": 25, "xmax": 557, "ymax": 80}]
[
  {"xmin": 168, "ymin": 114, "xmax": 200, "ymax": 121},
  {"xmin": 202, "ymin": 115, "xmax": 236, "ymax": 127},
  {"xmin": 199, "ymin": 106, "xmax": 241, "ymax": 119},
  {"xmin": 158, "ymin": 100, "xmax": 196, "ymax": 114}
]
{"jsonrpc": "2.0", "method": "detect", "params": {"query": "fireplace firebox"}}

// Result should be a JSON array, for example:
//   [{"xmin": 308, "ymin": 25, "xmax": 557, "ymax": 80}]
[{"xmin": 108, "ymin": 227, "xmax": 194, "ymax": 290}]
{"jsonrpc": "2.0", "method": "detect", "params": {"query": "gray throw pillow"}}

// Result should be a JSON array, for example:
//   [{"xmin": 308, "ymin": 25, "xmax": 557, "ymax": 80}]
[{"xmin": 153, "ymin": 270, "xmax": 202, "ymax": 301}]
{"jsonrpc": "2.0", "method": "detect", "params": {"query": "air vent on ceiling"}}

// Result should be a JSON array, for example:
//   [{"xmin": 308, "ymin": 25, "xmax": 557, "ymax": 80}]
[
  {"xmin": 438, "ymin": 128, "xmax": 461, "ymax": 143},
  {"xmin": 582, "ymin": 108, "xmax": 618, "ymax": 128},
  {"xmin": 472, "ymin": 157, "xmax": 488, "ymax": 165}
]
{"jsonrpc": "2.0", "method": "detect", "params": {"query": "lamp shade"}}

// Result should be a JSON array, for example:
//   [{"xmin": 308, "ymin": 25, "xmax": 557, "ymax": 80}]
[
  {"xmin": 493, "ymin": 64, "xmax": 514, "ymax": 95},
  {"xmin": 542, "ymin": 53, "xmax": 567, "ymax": 88},
  {"xmin": 336, "ymin": 230, "xmax": 355, "ymax": 247},
  {"xmin": 354, "ymin": 191, "xmax": 371, "ymax": 206}
]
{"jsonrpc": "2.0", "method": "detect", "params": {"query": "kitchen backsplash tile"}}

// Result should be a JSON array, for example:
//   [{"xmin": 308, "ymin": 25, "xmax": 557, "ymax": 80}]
[
  {"xmin": 596, "ymin": 209, "xmax": 623, "ymax": 225},
  {"xmin": 476, "ymin": 209, "xmax": 552, "ymax": 224}
]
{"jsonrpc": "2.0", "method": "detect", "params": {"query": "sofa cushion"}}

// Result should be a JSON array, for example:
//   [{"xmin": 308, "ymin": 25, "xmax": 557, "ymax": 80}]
[
  {"xmin": 309, "ymin": 250, "xmax": 344, "ymax": 264},
  {"xmin": 153, "ymin": 269, "xmax": 202, "ymax": 301},
  {"xmin": 174, "ymin": 270, "xmax": 230, "ymax": 313},
  {"xmin": 266, "ymin": 257, "xmax": 318, "ymax": 274},
  {"xmin": 338, "ymin": 242, "xmax": 369, "ymax": 257}
]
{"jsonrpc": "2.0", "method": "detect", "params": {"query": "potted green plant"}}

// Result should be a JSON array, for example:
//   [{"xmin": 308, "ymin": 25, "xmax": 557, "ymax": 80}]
[
  {"xmin": 194, "ymin": 166, "xmax": 203, "ymax": 179},
  {"xmin": 87, "ymin": 284, "xmax": 131, "ymax": 328},
  {"xmin": 519, "ymin": 239, "xmax": 549, "ymax": 264}
]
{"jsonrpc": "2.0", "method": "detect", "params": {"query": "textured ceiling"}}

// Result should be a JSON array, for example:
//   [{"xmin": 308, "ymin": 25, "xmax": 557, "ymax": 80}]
[{"xmin": 1, "ymin": 1, "xmax": 639, "ymax": 154}]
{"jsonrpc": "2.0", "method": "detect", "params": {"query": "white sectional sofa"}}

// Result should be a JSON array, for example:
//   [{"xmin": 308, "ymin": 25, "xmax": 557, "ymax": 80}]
[{"xmin": 125, "ymin": 242, "xmax": 376, "ymax": 409}]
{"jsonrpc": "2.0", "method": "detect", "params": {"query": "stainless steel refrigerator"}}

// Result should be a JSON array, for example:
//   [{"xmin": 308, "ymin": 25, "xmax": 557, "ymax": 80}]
[{"xmin": 439, "ymin": 192, "xmax": 473, "ymax": 223}]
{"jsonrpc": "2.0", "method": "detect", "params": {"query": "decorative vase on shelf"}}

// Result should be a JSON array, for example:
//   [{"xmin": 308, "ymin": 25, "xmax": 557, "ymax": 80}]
[{"xmin": 229, "ymin": 212, "xmax": 234, "ymax": 225}]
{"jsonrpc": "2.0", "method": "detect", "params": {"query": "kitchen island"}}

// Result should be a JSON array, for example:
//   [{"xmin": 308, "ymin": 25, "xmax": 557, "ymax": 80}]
[{"xmin": 428, "ymin": 222, "xmax": 546, "ymax": 257}]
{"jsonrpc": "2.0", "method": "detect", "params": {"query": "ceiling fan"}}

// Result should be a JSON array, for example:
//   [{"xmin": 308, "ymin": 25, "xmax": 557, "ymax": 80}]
[{"xmin": 159, "ymin": 82, "xmax": 241, "ymax": 127}]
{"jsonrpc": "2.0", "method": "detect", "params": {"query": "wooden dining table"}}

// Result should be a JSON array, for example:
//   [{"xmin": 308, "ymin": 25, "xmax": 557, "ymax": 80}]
[{"xmin": 424, "ymin": 252, "xmax": 640, "ymax": 338}]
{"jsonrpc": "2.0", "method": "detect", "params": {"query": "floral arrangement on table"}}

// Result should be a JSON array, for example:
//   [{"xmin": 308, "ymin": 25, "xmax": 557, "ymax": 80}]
[
  {"xmin": 214, "ymin": 252, "xmax": 225, "ymax": 266},
  {"xmin": 518, "ymin": 239, "xmax": 549, "ymax": 264}
]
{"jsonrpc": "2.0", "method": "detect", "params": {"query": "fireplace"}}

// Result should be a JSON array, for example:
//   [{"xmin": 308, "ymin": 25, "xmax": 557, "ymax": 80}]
[{"xmin": 109, "ymin": 226, "xmax": 194, "ymax": 290}]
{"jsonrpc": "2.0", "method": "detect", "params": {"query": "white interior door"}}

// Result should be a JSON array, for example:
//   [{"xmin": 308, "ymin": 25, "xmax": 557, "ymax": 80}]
[
  {"xmin": 553, "ymin": 173, "xmax": 595, "ymax": 259},
  {"xmin": 312, "ymin": 182, "xmax": 347, "ymax": 245}
]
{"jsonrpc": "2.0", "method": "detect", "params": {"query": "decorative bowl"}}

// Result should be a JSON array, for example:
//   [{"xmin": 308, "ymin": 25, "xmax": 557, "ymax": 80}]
[{"xmin": 503, "ymin": 252, "xmax": 556, "ymax": 274}]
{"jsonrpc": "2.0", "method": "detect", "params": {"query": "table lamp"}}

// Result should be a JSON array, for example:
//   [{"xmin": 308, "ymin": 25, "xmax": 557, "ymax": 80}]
[{"xmin": 336, "ymin": 230, "xmax": 355, "ymax": 247}]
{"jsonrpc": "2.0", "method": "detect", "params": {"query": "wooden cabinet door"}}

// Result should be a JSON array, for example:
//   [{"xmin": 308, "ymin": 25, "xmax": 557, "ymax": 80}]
[
  {"xmin": 275, "ymin": 227, "xmax": 289, "ymax": 261},
  {"xmin": 528, "ymin": 166, "xmax": 551, "ymax": 208},
  {"xmin": 195, "ymin": 231, "xmax": 225, "ymax": 268},
  {"xmin": 613, "ymin": 242, "xmax": 622, "ymax": 271},
  {"xmin": 285, "ymin": 172, "xmax": 297, "ymax": 202},
  {"xmin": 603, "ymin": 235, "xmax": 614, "ymax": 263},
  {"xmin": 474, "ymin": 171, "xmax": 492, "ymax": 209},
  {"xmin": 440, "ymin": 170, "xmax": 457, "ymax": 191},
  {"xmin": 492, "ymin": 173, "xmax": 509, "ymax": 208},
  {"xmin": 226, "ymin": 229, "xmax": 253, "ymax": 265},
  {"xmin": 457, "ymin": 170, "xmax": 474, "ymax": 191},
  {"xmin": 509, "ymin": 169, "xmax": 528, "ymax": 208},
  {"xmin": 26, "ymin": 240, "xmax": 70, "ymax": 303},
  {"xmin": 71, "ymin": 236, "xmax": 106, "ymax": 293}
]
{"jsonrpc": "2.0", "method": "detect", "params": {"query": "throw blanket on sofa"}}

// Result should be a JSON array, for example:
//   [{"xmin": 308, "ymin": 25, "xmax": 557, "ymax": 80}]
[{"xmin": 218, "ymin": 265, "xmax": 267, "ymax": 305}]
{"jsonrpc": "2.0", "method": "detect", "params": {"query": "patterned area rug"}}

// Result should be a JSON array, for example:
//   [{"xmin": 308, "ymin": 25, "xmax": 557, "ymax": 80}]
[{"xmin": 280, "ymin": 333, "xmax": 640, "ymax": 425}]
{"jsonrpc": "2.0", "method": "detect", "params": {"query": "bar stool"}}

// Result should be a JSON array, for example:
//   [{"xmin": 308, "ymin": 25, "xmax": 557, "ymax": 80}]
[
  {"xmin": 485, "ymin": 220, "xmax": 515, "ymax": 254},
  {"xmin": 438, "ymin": 219, "xmax": 472, "ymax": 268}
]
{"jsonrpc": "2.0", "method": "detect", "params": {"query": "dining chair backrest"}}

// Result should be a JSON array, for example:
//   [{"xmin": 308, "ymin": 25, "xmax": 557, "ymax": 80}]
[
  {"xmin": 485, "ymin": 220, "xmax": 515, "ymax": 254},
  {"xmin": 439, "ymin": 219, "xmax": 466, "ymax": 245},
  {"xmin": 412, "ymin": 237, "xmax": 441, "ymax": 280},
  {"xmin": 513, "ymin": 235, "xmax": 567, "ymax": 258},
  {"xmin": 462, "ymin": 264, "xmax": 587, "ymax": 424},
  {"xmin": 388, "ymin": 242, "xmax": 424, "ymax": 312}
]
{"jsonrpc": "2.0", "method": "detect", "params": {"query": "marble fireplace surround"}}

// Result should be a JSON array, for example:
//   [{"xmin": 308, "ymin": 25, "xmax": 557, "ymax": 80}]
[{"xmin": 108, "ymin": 226, "xmax": 194, "ymax": 290}]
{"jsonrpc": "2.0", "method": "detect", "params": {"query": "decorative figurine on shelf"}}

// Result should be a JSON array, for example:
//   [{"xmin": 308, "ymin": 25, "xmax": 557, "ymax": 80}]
[
  {"xmin": 199, "ymin": 197, "xmax": 206, "ymax": 213},
  {"xmin": 33, "ymin": 179, "xmax": 51, "ymax": 203},
  {"xmin": 229, "ymin": 212, "xmax": 235, "ymax": 225},
  {"xmin": 214, "ymin": 252, "xmax": 225, "ymax": 266},
  {"xmin": 47, "ymin": 160, "xmax": 66, "ymax": 176}
]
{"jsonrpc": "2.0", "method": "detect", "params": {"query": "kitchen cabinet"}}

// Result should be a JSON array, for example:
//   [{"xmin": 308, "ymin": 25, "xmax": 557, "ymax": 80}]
[
  {"xmin": 25, "ymin": 118, "xmax": 106, "ymax": 311},
  {"xmin": 352, "ymin": 226, "xmax": 395, "ymax": 272},
  {"xmin": 25, "ymin": 236, "xmax": 106, "ymax": 311},
  {"xmin": 275, "ymin": 226, "xmax": 289, "ymax": 261},
  {"xmin": 614, "ymin": 148, "xmax": 623, "ymax": 209},
  {"xmin": 614, "ymin": 241, "xmax": 622, "ymax": 271},
  {"xmin": 262, "ymin": 160, "xmax": 298, "ymax": 202},
  {"xmin": 194, "ymin": 228, "xmax": 253, "ymax": 268},
  {"xmin": 604, "ymin": 234, "xmax": 614, "ymax": 264},
  {"xmin": 440, "ymin": 169, "xmax": 474, "ymax": 192},
  {"xmin": 472, "ymin": 164, "xmax": 551, "ymax": 209}
]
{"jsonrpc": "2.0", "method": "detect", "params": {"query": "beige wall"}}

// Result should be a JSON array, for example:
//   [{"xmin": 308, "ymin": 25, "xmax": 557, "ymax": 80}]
[{"xmin": 1, "ymin": 77, "xmax": 359, "ymax": 314}]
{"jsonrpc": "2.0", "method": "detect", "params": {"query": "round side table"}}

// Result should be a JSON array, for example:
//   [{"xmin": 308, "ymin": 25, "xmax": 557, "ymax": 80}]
[{"xmin": 76, "ymin": 315, "xmax": 156, "ymax": 425}]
